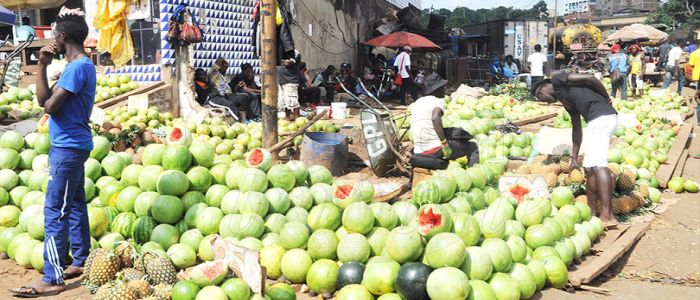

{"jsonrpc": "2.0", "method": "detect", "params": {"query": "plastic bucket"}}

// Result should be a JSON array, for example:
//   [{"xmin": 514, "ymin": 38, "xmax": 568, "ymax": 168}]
[
  {"xmin": 300, "ymin": 132, "xmax": 349, "ymax": 176},
  {"xmin": 316, "ymin": 106, "xmax": 330, "ymax": 119},
  {"xmin": 331, "ymin": 102, "xmax": 347, "ymax": 119}
]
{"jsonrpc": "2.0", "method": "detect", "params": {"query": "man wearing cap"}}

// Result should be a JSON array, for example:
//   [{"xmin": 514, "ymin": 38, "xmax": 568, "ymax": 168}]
[
  {"xmin": 531, "ymin": 71, "xmax": 618, "ymax": 228},
  {"xmin": 628, "ymin": 44, "xmax": 644, "ymax": 98},
  {"xmin": 608, "ymin": 44, "xmax": 628, "ymax": 100},
  {"xmin": 395, "ymin": 46, "xmax": 417, "ymax": 105}
]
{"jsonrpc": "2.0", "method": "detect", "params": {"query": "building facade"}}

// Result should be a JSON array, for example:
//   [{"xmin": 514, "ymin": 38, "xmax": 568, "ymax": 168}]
[
  {"xmin": 594, "ymin": 0, "xmax": 660, "ymax": 16},
  {"xmin": 387, "ymin": 0, "xmax": 421, "ymax": 9}
]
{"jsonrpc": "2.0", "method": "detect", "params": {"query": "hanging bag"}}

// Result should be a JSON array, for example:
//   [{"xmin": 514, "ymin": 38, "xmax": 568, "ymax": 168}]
[
  {"xmin": 181, "ymin": 9, "xmax": 203, "ymax": 44},
  {"xmin": 166, "ymin": 4, "xmax": 188, "ymax": 44},
  {"xmin": 394, "ymin": 53, "xmax": 405, "ymax": 86}
]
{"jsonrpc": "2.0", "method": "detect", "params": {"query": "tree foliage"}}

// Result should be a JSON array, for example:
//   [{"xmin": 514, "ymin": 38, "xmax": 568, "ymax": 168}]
[
  {"xmin": 645, "ymin": 0, "xmax": 699, "ymax": 39},
  {"xmin": 420, "ymin": 1, "xmax": 550, "ymax": 29}
]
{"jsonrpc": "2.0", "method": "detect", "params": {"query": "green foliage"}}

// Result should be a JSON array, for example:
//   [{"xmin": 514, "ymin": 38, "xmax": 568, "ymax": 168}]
[
  {"xmin": 645, "ymin": 0, "xmax": 699, "ymax": 39},
  {"xmin": 420, "ymin": 1, "xmax": 549, "ymax": 29}
]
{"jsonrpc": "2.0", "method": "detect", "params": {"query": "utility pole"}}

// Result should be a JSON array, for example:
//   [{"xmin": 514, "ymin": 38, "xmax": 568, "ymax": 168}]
[
  {"xmin": 261, "ymin": 0, "xmax": 278, "ymax": 149},
  {"xmin": 552, "ymin": 0, "xmax": 558, "ymax": 57}
]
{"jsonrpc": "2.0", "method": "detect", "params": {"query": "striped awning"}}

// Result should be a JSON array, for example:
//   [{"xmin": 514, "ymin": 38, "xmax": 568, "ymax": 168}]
[
  {"xmin": 570, "ymin": 43, "xmax": 583, "ymax": 51},
  {"xmin": 598, "ymin": 43, "xmax": 611, "ymax": 50}
]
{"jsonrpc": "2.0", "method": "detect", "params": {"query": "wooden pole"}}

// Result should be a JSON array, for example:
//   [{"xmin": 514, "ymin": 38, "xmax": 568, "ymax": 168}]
[
  {"xmin": 261, "ymin": 0, "xmax": 279, "ymax": 149},
  {"xmin": 552, "ymin": 0, "xmax": 558, "ymax": 59}
]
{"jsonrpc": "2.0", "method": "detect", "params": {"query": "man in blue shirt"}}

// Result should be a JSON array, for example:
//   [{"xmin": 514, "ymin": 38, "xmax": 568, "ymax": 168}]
[
  {"xmin": 12, "ymin": 8, "xmax": 94, "ymax": 297},
  {"xmin": 608, "ymin": 44, "xmax": 629, "ymax": 100},
  {"xmin": 16, "ymin": 17, "xmax": 36, "ymax": 42}
]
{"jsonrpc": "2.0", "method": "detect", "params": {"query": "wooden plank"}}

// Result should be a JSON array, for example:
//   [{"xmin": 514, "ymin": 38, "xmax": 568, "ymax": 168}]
[
  {"xmin": 671, "ymin": 148, "xmax": 689, "ymax": 179},
  {"xmin": 511, "ymin": 112, "xmax": 558, "ymax": 126},
  {"xmin": 568, "ymin": 222, "xmax": 651, "ymax": 287},
  {"xmin": 591, "ymin": 224, "xmax": 630, "ymax": 251},
  {"xmin": 655, "ymin": 124, "xmax": 693, "ymax": 188},
  {"xmin": 96, "ymin": 82, "xmax": 164, "ymax": 109},
  {"xmin": 108, "ymin": 84, "xmax": 172, "ymax": 109}
]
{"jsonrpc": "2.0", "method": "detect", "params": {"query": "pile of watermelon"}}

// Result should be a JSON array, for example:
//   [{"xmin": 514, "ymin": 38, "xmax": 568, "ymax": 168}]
[{"xmin": 0, "ymin": 124, "xmax": 607, "ymax": 300}]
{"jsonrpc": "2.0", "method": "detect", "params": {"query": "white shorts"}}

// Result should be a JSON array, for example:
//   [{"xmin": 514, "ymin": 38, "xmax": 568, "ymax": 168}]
[
  {"xmin": 583, "ymin": 114, "xmax": 618, "ymax": 168},
  {"xmin": 278, "ymin": 83, "xmax": 300, "ymax": 110}
]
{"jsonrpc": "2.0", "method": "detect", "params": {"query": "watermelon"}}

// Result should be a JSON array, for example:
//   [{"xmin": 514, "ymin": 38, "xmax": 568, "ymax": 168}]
[
  {"xmin": 131, "ymin": 216, "xmax": 157, "ymax": 244},
  {"xmin": 111, "ymin": 212, "xmax": 137, "ymax": 237},
  {"xmin": 142, "ymin": 144, "xmax": 166, "ymax": 166},
  {"xmin": 152, "ymin": 195, "xmax": 185, "ymax": 224},
  {"xmin": 431, "ymin": 171, "xmax": 457, "ymax": 203},
  {"xmin": 187, "ymin": 166, "xmax": 214, "ymax": 192},
  {"xmin": 332, "ymin": 182, "xmax": 364, "ymax": 209},
  {"xmin": 267, "ymin": 164, "xmax": 295, "ymax": 192},
  {"xmin": 246, "ymin": 148, "xmax": 272, "ymax": 172},
  {"xmin": 307, "ymin": 165, "xmax": 333, "ymax": 185},
  {"xmin": 395, "ymin": 262, "xmax": 432, "ymax": 300},
  {"xmin": 412, "ymin": 180, "xmax": 440, "ymax": 206},
  {"xmin": 416, "ymin": 204, "xmax": 452, "ymax": 239},
  {"xmin": 167, "ymin": 126, "xmax": 193, "ymax": 147},
  {"xmin": 189, "ymin": 142, "xmax": 215, "ymax": 168},
  {"xmin": 190, "ymin": 260, "xmax": 228, "ymax": 287},
  {"xmin": 157, "ymin": 170, "xmax": 190, "ymax": 196},
  {"xmin": 336, "ymin": 262, "xmax": 365, "ymax": 290},
  {"xmin": 162, "ymin": 145, "xmax": 193, "ymax": 172}
]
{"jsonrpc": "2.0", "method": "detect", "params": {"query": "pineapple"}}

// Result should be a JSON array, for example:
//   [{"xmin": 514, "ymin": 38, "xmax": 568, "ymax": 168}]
[
  {"xmin": 114, "ymin": 241, "xmax": 138, "ymax": 268},
  {"xmin": 548, "ymin": 164, "xmax": 562, "ymax": 175},
  {"xmin": 127, "ymin": 279, "xmax": 152, "ymax": 298},
  {"xmin": 84, "ymin": 248, "xmax": 111, "ymax": 274},
  {"xmin": 140, "ymin": 297, "xmax": 160, "ymax": 300},
  {"xmin": 559, "ymin": 156, "xmax": 572, "ymax": 174},
  {"xmin": 86, "ymin": 252, "xmax": 121, "ymax": 286},
  {"xmin": 133, "ymin": 153, "xmax": 143, "ymax": 165},
  {"xmin": 143, "ymin": 131, "xmax": 157, "ymax": 144},
  {"xmin": 102, "ymin": 121, "xmax": 115, "ymax": 132},
  {"xmin": 131, "ymin": 134, "xmax": 143, "ymax": 147},
  {"xmin": 153, "ymin": 127, "xmax": 168, "ymax": 139},
  {"xmin": 118, "ymin": 268, "xmax": 146, "ymax": 282},
  {"xmin": 134, "ymin": 252, "xmax": 157, "ymax": 273},
  {"xmin": 108, "ymin": 280, "xmax": 138, "ymax": 300},
  {"xmin": 533, "ymin": 155, "xmax": 547, "ymax": 164},
  {"xmin": 608, "ymin": 163, "xmax": 622, "ymax": 176},
  {"xmin": 152, "ymin": 283, "xmax": 173, "ymax": 300},
  {"xmin": 632, "ymin": 191, "xmax": 645, "ymax": 207},
  {"xmin": 558, "ymin": 173, "xmax": 571, "ymax": 186},
  {"xmin": 108, "ymin": 127, "xmax": 122, "ymax": 137},
  {"xmin": 545, "ymin": 173, "xmax": 558, "ymax": 188},
  {"xmin": 617, "ymin": 170, "xmax": 636, "ymax": 193},
  {"xmin": 530, "ymin": 162, "xmax": 549, "ymax": 175},
  {"xmin": 125, "ymin": 147, "xmax": 136, "ymax": 155},
  {"xmin": 515, "ymin": 164, "xmax": 531, "ymax": 174},
  {"xmin": 569, "ymin": 169, "xmax": 585, "ymax": 184},
  {"xmin": 612, "ymin": 197, "xmax": 624, "ymax": 214},
  {"xmin": 144, "ymin": 255, "xmax": 177, "ymax": 285},
  {"xmin": 638, "ymin": 185, "xmax": 650, "ymax": 199},
  {"xmin": 92, "ymin": 281, "xmax": 115, "ymax": 298},
  {"xmin": 575, "ymin": 195, "xmax": 588, "ymax": 204},
  {"xmin": 114, "ymin": 139, "xmax": 128, "ymax": 152}
]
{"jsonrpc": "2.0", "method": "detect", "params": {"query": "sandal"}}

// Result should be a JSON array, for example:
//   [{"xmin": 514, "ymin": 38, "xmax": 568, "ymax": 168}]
[
  {"xmin": 10, "ymin": 286, "xmax": 63, "ymax": 298},
  {"xmin": 62, "ymin": 266, "xmax": 83, "ymax": 280}
]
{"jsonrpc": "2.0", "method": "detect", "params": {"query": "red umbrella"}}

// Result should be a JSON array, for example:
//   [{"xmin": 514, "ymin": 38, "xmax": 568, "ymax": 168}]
[{"xmin": 364, "ymin": 32, "xmax": 441, "ymax": 50}]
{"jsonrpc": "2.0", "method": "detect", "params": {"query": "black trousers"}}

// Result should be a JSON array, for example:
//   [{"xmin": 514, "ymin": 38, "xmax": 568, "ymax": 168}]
[
  {"xmin": 240, "ymin": 92, "xmax": 262, "ymax": 119},
  {"xmin": 299, "ymin": 86, "xmax": 322, "ymax": 105},
  {"xmin": 400, "ymin": 77, "xmax": 418, "ymax": 105},
  {"xmin": 208, "ymin": 95, "xmax": 243, "ymax": 120}
]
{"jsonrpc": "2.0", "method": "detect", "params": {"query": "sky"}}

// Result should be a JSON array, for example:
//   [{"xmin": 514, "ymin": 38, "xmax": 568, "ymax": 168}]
[{"xmin": 421, "ymin": 0, "xmax": 555, "ymax": 10}]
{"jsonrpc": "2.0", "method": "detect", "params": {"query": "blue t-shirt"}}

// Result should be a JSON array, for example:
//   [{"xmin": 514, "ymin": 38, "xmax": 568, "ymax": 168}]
[
  {"xmin": 49, "ymin": 57, "xmax": 96, "ymax": 150},
  {"xmin": 609, "ymin": 53, "xmax": 628, "ymax": 74}
]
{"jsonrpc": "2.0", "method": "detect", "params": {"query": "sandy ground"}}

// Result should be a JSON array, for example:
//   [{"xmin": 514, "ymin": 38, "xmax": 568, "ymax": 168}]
[{"xmin": 0, "ymin": 88, "xmax": 698, "ymax": 300}]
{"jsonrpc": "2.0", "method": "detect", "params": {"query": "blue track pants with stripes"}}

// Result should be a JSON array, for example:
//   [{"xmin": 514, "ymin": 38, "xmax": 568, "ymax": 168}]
[{"xmin": 43, "ymin": 147, "xmax": 91, "ymax": 285}]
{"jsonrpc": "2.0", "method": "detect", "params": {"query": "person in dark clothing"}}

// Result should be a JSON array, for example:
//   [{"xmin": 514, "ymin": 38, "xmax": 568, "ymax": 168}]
[
  {"xmin": 278, "ymin": 50, "xmax": 302, "ymax": 120},
  {"xmin": 312, "ymin": 65, "xmax": 336, "ymax": 104},
  {"xmin": 209, "ymin": 58, "xmax": 257, "ymax": 122},
  {"xmin": 230, "ymin": 63, "xmax": 262, "ymax": 121},
  {"xmin": 532, "ymin": 71, "xmax": 618, "ymax": 228},
  {"xmin": 195, "ymin": 68, "xmax": 242, "ymax": 121},
  {"xmin": 297, "ymin": 62, "xmax": 322, "ymax": 108}
]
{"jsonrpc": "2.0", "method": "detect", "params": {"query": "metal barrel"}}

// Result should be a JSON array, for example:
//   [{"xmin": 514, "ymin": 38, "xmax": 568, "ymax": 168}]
[{"xmin": 300, "ymin": 132, "xmax": 349, "ymax": 176}]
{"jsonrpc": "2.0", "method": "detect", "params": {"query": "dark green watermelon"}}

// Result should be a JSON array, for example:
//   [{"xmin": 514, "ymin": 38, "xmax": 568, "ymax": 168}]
[
  {"xmin": 395, "ymin": 262, "xmax": 432, "ymax": 300},
  {"xmin": 336, "ymin": 262, "xmax": 365, "ymax": 290}
]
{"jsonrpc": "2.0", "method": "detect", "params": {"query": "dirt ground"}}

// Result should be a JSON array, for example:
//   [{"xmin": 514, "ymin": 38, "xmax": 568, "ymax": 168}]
[{"xmin": 0, "ymin": 89, "xmax": 698, "ymax": 300}]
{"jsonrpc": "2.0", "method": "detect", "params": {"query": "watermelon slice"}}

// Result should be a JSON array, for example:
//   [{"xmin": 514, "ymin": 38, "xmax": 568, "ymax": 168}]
[
  {"xmin": 416, "ymin": 205, "xmax": 453, "ymax": 239},
  {"xmin": 189, "ymin": 260, "xmax": 229, "ymax": 287},
  {"xmin": 246, "ymin": 148, "xmax": 272, "ymax": 172},
  {"xmin": 167, "ymin": 126, "xmax": 193, "ymax": 147}
]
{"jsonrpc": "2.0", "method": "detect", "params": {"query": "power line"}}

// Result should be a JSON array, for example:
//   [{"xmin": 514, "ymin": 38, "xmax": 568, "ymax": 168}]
[{"xmin": 295, "ymin": 0, "xmax": 354, "ymax": 47}]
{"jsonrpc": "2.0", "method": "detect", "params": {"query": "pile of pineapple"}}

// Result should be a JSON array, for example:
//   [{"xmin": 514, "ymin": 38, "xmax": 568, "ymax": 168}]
[
  {"xmin": 92, "ymin": 122, "xmax": 167, "ymax": 164},
  {"xmin": 513, "ymin": 155, "xmax": 652, "ymax": 215},
  {"xmin": 83, "ymin": 242, "xmax": 177, "ymax": 300}
]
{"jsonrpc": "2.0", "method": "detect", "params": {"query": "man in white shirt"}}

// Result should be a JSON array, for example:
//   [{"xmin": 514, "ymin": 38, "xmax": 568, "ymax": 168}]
[
  {"xmin": 661, "ymin": 38, "xmax": 686, "ymax": 95},
  {"xmin": 394, "ymin": 46, "xmax": 417, "ymax": 105},
  {"xmin": 410, "ymin": 91, "xmax": 479, "ymax": 167},
  {"xmin": 527, "ymin": 44, "xmax": 548, "ymax": 85}
]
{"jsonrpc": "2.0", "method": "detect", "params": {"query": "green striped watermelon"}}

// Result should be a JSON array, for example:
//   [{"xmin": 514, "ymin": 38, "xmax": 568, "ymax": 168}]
[
  {"xmin": 412, "ymin": 180, "xmax": 440, "ymax": 206},
  {"xmin": 111, "ymin": 212, "xmax": 137, "ymax": 237},
  {"xmin": 131, "ymin": 216, "xmax": 157, "ymax": 244},
  {"xmin": 103, "ymin": 206, "xmax": 120, "ymax": 229},
  {"xmin": 176, "ymin": 219, "xmax": 189, "ymax": 235}
]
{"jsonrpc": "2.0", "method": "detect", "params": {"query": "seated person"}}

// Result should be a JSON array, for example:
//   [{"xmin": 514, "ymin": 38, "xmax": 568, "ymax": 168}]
[
  {"xmin": 312, "ymin": 65, "xmax": 336, "ymax": 104},
  {"xmin": 210, "ymin": 58, "xmax": 254, "ymax": 122},
  {"xmin": 410, "ymin": 87, "xmax": 479, "ymax": 169},
  {"xmin": 230, "ymin": 63, "xmax": 262, "ymax": 121},
  {"xmin": 334, "ymin": 63, "xmax": 359, "ymax": 102},
  {"xmin": 194, "ymin": 68, "xmax": 241, "ymax": 121},
  {"xmin": 503, "ymin": 55, "xmax": 519, "ymax": 80},
  {"xmin": 298, "ymin": 62, "xmax": 322, "ymax": 109}
]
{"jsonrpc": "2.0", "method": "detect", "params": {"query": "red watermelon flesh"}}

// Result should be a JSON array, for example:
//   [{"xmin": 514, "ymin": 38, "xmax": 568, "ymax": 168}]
[
  {"xmin": 417, "ymin": 205, "xmax": 452, "ymax": 239},
  {"xmin": 170, "ymin": 128, "xmax": 183, "ymax": 142},
  {"xmin": 509, "ymin": 185, "xmax": 530, "ymax": 204},
  {"xmin": 248, "ymin": 149, "xmax": 263, "ymax": 166},
  {"xmin": 335, "ymin": 184, "xmax": 353, "ymax": 200}
]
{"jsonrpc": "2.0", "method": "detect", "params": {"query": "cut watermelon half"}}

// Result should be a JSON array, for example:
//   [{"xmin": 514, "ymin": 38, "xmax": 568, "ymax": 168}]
[
  {"xmin": 509, "ymin": 184, "xmax": 531, "ymax": 204},
  {"xmin": 416, "ymin": 205, "xmax": 452, "ymax": 239}
]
